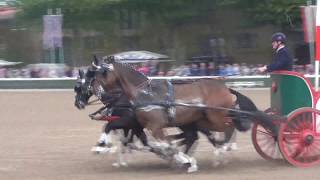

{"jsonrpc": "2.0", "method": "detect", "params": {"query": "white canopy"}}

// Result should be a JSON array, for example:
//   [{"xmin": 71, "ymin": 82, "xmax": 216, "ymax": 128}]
[
  {"xmin": 105, "ymin": 50, "xmax": 173, "ymax": 63},
  {"xmin": 0, "ymin": 59, "xmax": 23, "ymax": 67}
]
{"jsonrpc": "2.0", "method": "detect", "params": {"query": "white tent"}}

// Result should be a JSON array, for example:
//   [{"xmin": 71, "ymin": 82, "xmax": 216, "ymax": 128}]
[
  {"xmin": 0, "ymin": 59, "xmax": 22, "ymax": 67},
  {"xmin": 105, "ymin": 50, "xmax": 173, "ymax": 63}
]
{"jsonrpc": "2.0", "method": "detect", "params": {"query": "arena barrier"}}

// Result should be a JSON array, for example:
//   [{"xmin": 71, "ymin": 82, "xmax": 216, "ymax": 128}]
[{"xmin": 0, "ymin": 75, "xmax": 314, "ymax": 89}]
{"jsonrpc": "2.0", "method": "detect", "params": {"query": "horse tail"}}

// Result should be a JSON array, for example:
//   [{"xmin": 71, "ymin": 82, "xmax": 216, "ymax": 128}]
[
  {"xmin": 229, "ymin": 88, "xmax": 258, "ymax": 111},
  {"xmin": 228, "ymin": 88, "xmax": 257, "ymax": 131}
]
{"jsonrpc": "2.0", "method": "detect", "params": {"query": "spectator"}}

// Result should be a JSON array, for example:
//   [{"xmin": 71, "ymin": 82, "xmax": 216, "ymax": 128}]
[
  {"xmin": 175, "ymin": 63, "xmax": 190, "ymax": 76},
  {"xmin": 189, "ymin": 63, "xmax": 200, "ymax": 76},
  {"xmin": 157, "ymin": 71, "xmax": 165, "ymax": 76},
  {"xmin": 30, "ymin": 67, "xmax": 41, "ymax": 78},
  {"xmin": 0, "ymin": 67, "xmax": 7, "ymax": 78},
  {"xmin": 305, "ymin": 64, "xmax": 314, "ymax": 75},
  {"xmin": 240, "ymin": 63, "xmax": 250, "ymax": 75},
  {"xmin": 166, "ymin": 70, "xmax": 176, "ymax": 76},
  {"xmin": 207, "ymin": 62, "xmax": 217, "ymax": 76},
  {"xmin": 137, "ymin": 62, "xmax": 150, "ymax": 75},
  {"xmin": 149, "ymin": 61, "xmax": 159, "ymax": 76},
  {"xmin": 65, "ymin": 66, "xmax": 74, "ymax": 77},
  {"xmin": 199, "ymin": 62, "xmax": 208, "ymax": 76},
  {"xmin": 20, "ymin": 68, "xmax": 30, "ymax": 78},
  {"xmin": 217, "ymin": 64, "xmax": 227, "ymax": 76},
  {"xmin": 225, "ymin": 64, "xmax": 234, "ymax": 76},
  {"xmin": 232, "ymin": 63, "xmax": 240, "ymax": 76}
]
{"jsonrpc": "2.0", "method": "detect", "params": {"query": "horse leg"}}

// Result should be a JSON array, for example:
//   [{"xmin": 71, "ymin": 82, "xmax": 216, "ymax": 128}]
[
  {"xmin": 178, "ymin": 124, "xmax": 199, "ymax": 155},
  {"xmin": 91, "ymin": 123, "xmax": 116, "ymax": 153},
  {"xmin": 121, "ymin": 128, "xmax": 130, "ymax": 146},
  {"xmin": 132, "ymin": 127, "xmax": 149, "ymax": 147},
  {"xmin": 212, "ymin": 126, "xmax": 236, "ymax": 167},
  {"xmin": 137, "ymin": 110, "xmax": 167, "ymax": 140},
  {"xmin": 112, "ymin": 128, "xmax": 132, "ymax": 168},
  {"xmin": 197, "ymin": 126, "xmax": 217, "ymax": 146},
  {"xmin": 92, "ymin": 118, "xmax": 132, "ymax": 154}
]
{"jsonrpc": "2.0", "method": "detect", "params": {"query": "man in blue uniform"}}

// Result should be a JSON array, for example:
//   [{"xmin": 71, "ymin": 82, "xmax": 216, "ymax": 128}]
[{"xmin": 258, "ymin": 32, "xmax": 293, "ymax": 73}]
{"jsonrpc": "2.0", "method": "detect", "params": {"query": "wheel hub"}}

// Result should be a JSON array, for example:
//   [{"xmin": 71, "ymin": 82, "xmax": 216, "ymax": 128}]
[{"xmin": 303, "ymin": 131, "xmax": 314, "ymax": 145}]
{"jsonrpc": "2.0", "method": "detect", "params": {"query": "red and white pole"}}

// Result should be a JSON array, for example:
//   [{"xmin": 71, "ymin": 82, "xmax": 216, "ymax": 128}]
[{"xmin": 315, "ymin": 0, "xmax": 320, "ymax": 90}]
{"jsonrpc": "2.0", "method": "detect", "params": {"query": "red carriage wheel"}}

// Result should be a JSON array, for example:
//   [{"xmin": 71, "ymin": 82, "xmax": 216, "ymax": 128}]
[
  {"xmin": 251, "ymin": 122, "xmax": 282, "ymax": 161},
  {"xmin": 278, "ymin": 107, "xmax": 320, "ymax": 167}
]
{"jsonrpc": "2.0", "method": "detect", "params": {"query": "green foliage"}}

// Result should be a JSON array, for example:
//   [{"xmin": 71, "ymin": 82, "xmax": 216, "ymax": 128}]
[
  {"xmin": 17, "ymin": 0, "xmax": 218, "ymax": 28},
  {"xmin": 218, "ymin": 0, "xmax": 307, "ymax": 27},
  {"xmin": 16, "ymin": 0, "xmax": 308, "ymax": 29}
]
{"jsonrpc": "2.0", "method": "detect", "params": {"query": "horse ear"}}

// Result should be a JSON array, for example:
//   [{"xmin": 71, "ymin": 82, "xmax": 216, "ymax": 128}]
[
  {"xmin": 106, "ymin": 56, "xmax": 115, "ymax": 63},
  {"xmin": 93, "ymin": 55, "xmax": 100, "ymax": 66},
  {"xmin": 92, "ymin": 55, "xmax": 100, "ymax": 69},
  {"xmin": 79, "ymin": 69, "xmax": 84, "ymax": 79}
]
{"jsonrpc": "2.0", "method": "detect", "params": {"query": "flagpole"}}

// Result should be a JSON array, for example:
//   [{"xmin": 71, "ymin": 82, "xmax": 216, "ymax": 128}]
[{"xmin": 316, "ymin": 0, "xmax": 320, "ymax": 91}]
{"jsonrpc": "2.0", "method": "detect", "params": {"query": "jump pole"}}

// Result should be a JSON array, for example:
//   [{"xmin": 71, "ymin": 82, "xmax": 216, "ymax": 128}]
[{"xmin": 316, "ymin": 0, "xmax": 320, "ymax": 91}]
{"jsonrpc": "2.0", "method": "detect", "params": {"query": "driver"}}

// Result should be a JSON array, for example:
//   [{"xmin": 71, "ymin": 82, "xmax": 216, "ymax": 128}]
[{"xmin": 258, "ymin": 32, "xmax": 293, "ymax": 73}]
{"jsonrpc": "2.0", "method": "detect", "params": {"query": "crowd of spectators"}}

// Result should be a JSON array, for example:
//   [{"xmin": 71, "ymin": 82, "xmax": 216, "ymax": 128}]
[
  {"xmin": 0, "ymin": 64, "xmax": 77, "ymax": 78},
  {"xmin": 0, "ymin": 61, "xmax": 315, "ymax": 78},
  {"xmin": 134, "ymin": 61, "xmax": 315, "ymax": 77}
]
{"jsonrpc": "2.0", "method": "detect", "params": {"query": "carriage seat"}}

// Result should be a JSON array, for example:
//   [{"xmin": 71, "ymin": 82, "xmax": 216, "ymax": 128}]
[{"xmin": 270, "ymin": 71, "xmax": 318, "ymax": 115}]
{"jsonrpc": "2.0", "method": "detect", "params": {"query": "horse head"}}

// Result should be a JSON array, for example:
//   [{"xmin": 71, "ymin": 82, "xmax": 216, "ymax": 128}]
[
  {"xmin": 92, "ymin": 55, "xmax": 121, "ymax": 91},
  {"xmin": 74, "ymin": 68, "xmax": 95, "ymax": 109}
]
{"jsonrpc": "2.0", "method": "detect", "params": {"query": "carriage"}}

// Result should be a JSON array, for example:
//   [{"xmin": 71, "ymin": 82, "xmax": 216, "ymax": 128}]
[{"xmin": 251, "ymin": 70, "xmax": 320, "ymax": 167}]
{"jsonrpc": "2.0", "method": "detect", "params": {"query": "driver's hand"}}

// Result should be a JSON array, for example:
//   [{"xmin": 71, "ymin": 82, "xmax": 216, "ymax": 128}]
[{"xmin": 257, "ymin": 65, "xmax": 267, "ymax": 73}]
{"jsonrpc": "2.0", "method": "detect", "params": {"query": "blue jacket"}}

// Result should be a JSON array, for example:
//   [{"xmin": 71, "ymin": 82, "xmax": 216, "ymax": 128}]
[{"xmin": 267, "ymin": 47, "xmax": 293, "ymax": 72}]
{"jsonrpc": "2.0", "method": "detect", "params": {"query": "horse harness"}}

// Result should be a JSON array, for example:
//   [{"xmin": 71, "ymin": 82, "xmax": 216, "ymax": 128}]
[{"xmin": 133, "ymin": 79, "xmax": 176, "ymax": 123}]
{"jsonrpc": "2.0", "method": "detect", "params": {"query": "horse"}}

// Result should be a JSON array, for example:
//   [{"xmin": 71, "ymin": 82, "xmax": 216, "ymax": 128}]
[
  {"xmin": 95, "ymin": 57, "xmax": 237, "ymax": 136},
  {"xmin": 91, "ymin": 56, "xmax": 280, "ymax": 172}
]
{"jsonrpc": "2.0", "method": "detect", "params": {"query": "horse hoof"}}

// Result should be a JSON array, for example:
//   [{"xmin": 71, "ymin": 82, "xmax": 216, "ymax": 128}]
[
  {"xmin": 91, "ymin": 146, "xmax": 118, "ymax": 154},
  {"xmin": 187, "ymin": 165, "xmax": 198, "ymax": 173},
  {"xmin": 212, "ymin": 161, "xmax": 221, "ymax": 167},
  {"xmin": 109, "ymin": 146, "xmax": 118, "ymax": 154},
  {"xmin": 112, "ymin": 163, "xmax": 120, "ymax": 168},
  {"xmin": 120, "ymin": 162, "xmax": 128, "ymax": 167},
  {"xmin": 91, "ymin": 146, "xmax": 108, "ymax": 154},
  {"xmin": 141, "ymin": 146, "xmax": 151, "ymax": 152},
  {"xmin": 229, "ymin": 143, "xmax": 238, "ymax": 151}
]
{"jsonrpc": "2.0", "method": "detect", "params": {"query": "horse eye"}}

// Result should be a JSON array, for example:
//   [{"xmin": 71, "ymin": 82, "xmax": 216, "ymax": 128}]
[
  {"xmin": 74, "ymin": 84, "xmax": 81, "ymax": 92},
  {"xmin": 102, "ymin": 69, "xmax": 108, "ymax": 77}
]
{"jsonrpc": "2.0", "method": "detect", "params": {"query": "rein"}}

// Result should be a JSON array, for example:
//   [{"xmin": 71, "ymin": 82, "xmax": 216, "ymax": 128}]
[
  {"xmin": 87, "ymin": 98, "xmax": 102, "ymax": 105},
  {"xmin": 135, "ymin": 79, "xmax": 151, "ymax": 90}
]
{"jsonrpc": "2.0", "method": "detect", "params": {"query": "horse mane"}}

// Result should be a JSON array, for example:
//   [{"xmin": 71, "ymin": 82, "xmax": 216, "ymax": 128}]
[{"xmin": 112, "ymin": 61, "xmax": 149, "ymax": 84}]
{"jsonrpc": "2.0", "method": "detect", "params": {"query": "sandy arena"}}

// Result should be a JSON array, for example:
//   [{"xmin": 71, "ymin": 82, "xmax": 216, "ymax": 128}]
[{"xmin": 0, "ymin": 89, "xmax": 320, "ymax": 180}]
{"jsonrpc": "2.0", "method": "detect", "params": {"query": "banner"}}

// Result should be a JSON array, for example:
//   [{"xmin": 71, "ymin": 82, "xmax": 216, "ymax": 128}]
[
  {"xmin": 301, "ymin": 5, "xmax": 316, "ymax": 43},
  {"xmin": 42, "ymin": 15, "xmax": 63, "ymax": 49},
  {"xmin": 316, "ymin": 2, "xmax": 320, "ymax": 60}
]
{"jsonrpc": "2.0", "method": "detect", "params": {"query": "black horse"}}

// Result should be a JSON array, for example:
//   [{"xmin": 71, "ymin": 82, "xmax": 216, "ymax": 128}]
[{"xmin": 74, "ymin": 68, "xmax": 149, "ymax": 152}]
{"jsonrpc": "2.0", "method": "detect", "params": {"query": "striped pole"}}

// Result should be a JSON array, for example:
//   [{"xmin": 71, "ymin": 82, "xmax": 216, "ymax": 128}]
[{"xmin": 316, "ymin": 0, "xmax": 320, "ymax": 90}]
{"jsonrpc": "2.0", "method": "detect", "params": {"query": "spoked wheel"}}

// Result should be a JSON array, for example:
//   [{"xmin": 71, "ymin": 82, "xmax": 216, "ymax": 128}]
[
  {"xmin": 252, "ymin": 122, "xmax": 282, "ymax": 160},
  {"xmin": 278, "ymin": 107, "xmax": 320, "ymax": 167}
]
